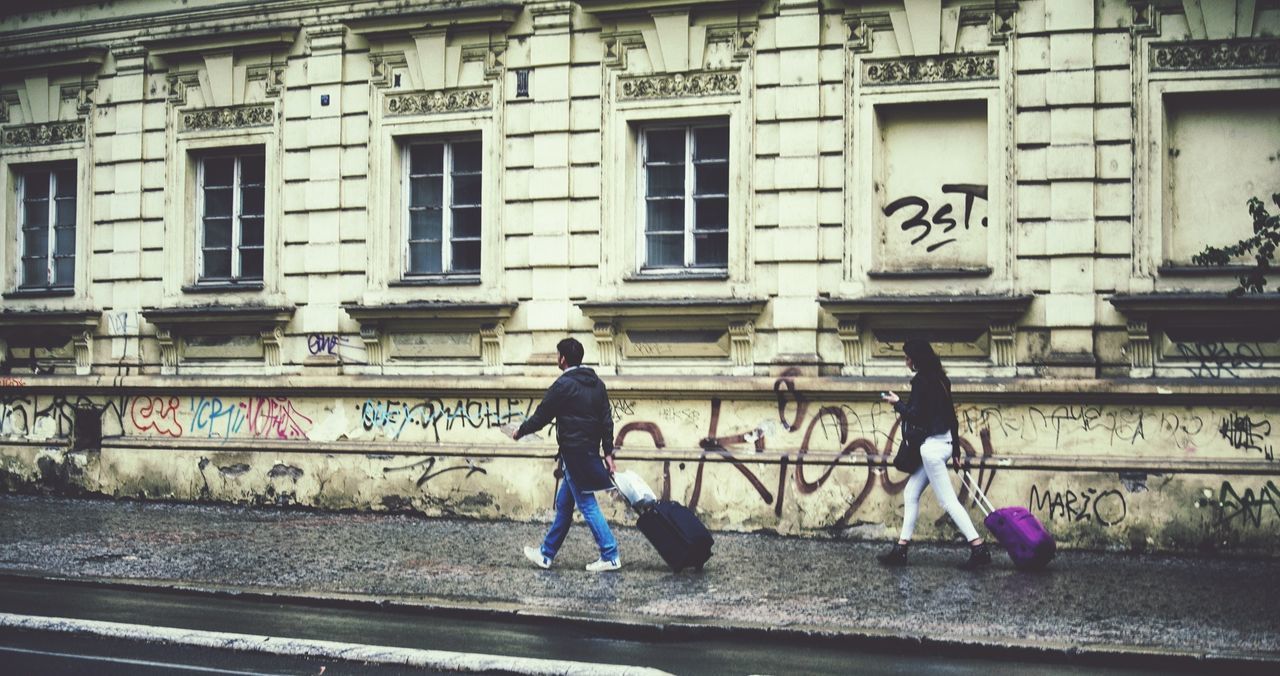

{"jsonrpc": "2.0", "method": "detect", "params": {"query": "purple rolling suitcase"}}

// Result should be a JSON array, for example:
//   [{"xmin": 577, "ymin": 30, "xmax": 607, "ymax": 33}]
[{"xmin": 962, "ymin": 473, "xmax": 1056, "ymax": 570}]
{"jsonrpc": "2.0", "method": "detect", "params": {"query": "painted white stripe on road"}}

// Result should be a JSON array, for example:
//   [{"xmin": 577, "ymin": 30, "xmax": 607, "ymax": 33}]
[
  {"xmin": 0, "ymin": 613, "xmax": 674, "ymax": 676},
  {"xmin": 0, "ymin": 645, "xmax": 278, "ymax": 675}
]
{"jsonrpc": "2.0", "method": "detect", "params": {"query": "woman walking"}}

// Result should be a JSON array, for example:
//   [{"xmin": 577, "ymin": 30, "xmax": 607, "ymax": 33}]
[{"xmin": 878, "ymin": 339, "xmax": 991, "ymax": 569}]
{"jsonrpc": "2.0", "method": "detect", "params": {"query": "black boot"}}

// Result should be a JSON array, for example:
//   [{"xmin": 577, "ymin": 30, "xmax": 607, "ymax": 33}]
[
  {"xmin": 959, "ymin": 542, "xmax": 992, "ymax": 570},
  {"xmin": 877, "ymin": 542, "xmax": 909, "ymax": 567}
]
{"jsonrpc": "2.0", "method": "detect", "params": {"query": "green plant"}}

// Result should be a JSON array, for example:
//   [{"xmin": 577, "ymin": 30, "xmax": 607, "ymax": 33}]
[{"xmin": 1192, "ymin": 193, "xmax": 1280, "ymax": 296}]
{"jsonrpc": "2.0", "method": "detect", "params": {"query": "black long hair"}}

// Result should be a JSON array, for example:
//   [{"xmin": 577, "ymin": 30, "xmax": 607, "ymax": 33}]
[{"xmin": 903, "ymin": 338, "xmax": 945, "ymax": 378}]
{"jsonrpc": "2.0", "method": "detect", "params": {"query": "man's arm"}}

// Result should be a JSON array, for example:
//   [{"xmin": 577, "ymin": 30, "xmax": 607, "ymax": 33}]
[{"xmin": 515, "ymin": 380, "xmax": 563, "ymax": 439}]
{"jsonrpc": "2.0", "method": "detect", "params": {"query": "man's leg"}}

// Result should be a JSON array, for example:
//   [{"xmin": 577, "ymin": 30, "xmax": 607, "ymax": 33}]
[
  {"xmin": 572, "ymin": 481, "xmax": 619, "ymax": 564},
  {"xmin": 540, "ymin": 473, "xmax": 576, "ymax": 561}
]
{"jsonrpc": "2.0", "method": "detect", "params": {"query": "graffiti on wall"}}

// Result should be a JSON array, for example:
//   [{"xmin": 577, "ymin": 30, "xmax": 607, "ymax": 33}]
[
  {"xmin": 1218, "ymin": 413, "xmax": 1273, "ymax": 461},
  {"xmin": 1174, "ymin": 342, "xmax": 1266, "ymax": 378},
  {"xmin": 307, "ymin": 334, "xmax": 367, "ymax": 364},
  {"xmin": 1029, "ymin": 484, "xmax": 1128, "ymax": 526},
  {"xmin": 1212, "ymin": 480, "xmax": 1280, "ymax": 528},
  {"xmin": 883, "ymin": 183, "xmax": 989, "ymax": 253},
  {"xmin": 359, "ymin": 397, "xmax": 533, "ymax": 442}
]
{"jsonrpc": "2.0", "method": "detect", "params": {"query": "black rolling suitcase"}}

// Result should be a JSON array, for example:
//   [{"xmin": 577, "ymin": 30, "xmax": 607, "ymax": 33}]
[
  {"xmin": 612, "ymin": 471, "xmax": 713, "ymax": 573},
  {"xmin": 637, "ymin": 501, "xmax": 714, "ymax": 572}
]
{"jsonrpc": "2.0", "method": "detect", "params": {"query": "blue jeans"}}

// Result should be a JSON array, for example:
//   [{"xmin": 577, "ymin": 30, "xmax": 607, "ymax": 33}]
[{"xmin": 540, "ymin": 466, "xmax": 619, "ymax": 562}]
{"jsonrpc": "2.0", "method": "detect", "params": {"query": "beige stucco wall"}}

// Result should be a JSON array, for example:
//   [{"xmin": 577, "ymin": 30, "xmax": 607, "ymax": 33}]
[{"xmin": 0, "ymin": 0, "xmax": 1277, "ymax": 552}]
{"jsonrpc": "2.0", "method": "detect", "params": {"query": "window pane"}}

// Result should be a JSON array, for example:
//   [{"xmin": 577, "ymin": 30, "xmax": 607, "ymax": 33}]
[
  {"xmin": 694, "ymin": 126, "xmax": 729, "ymax": 161},
  {"xmin": 203, "ymin": 158, "xmax": 234, "ymax": 187},
  {"xmin": 204, "ymin": 187, "xmax": 233, "ymax": 218},
  {"xmin": 241, "ymin": 217, "xmax": 264, "ymax": 247},
  {"xmin": 411, "ymin": 144, "xmax": 443, "ymax": 175},
  {"xmin": 646, "ymin": 165, "xmax": 684, "ymax": 198},
  {"xmin": 695, "ymin": 163, "xmax": 728, "ymax": 196},
  {"xmin": 241, "ymin": 186, "xmax": 264, "ymax": 217},
  {"xmin": 452, "ymin": 207, "xmax": 481, "ymax": 238},
  {"xmin": 452, "ymin": 241, "xmax": 481, "ymax": 273},
  {"xmin": 54, "ymin": 257, "xmax": 74, "ymax": 286},
  {"xmin": 21, "ymin": 259, "xmax": 46, "ymax": 287},
  {"xmin": 452, "ymin": 141, "xmax": 482, "ymax": 172},
  {"xmin": 55, "ymin": 197, "xmax": 76, "ymax": 227},
  {"xmin": 23, "ymin": 229, "xmax": 48, "ymax": 257},
  {"xmin": 24, "ymin": 171, "xmax": 49, "ymax": 199},
  {"xmin": 204, "ymin": 217, "xmax": 232, "ymax": 248},
  {"xmin": 408, "ymin": 241, "xmax": 443, "ymax": 274},
  {"xmin": 55, "ymin": 226, "xmax": 75, "ymax": 255},
  {"xmin": 645, "ymin": 130, "xmax": 685, "ymax": 163},
  {"xmin": 409, "ymin": 208, "xmax": 442, "ymax": 241},
  {"xmin": 239, "ymin": 156, "xmax": 265, "ymax": 185},
  {"xmin": 645, "ymin": 233, "xmax": 683, "ymax": 268},
  {"xmin": 452, "ymin": 174, "xmax": 481, "ymax": 206},
  {"xmin": 410, "ymin": 176, "xmax": 443, "ymax": 208},
  {"xmin": 203, "ymin": 249, "xmax": 232, "ymax": 279},
  {"xmin": 24, "ymin": 199, "xmax": 49, "ymax": 229},
  {"xmin": 239, "ymin": 248, "xmax": 263, "ymax": 280},
  {"xmin": 645, "ymin": 199, "xmax": 684, "ymax": 234},
  {"xmin": 694, "ymin": 232, "xmax": 728, "ymax": 267},
  {"xmin": 695, "ymin": 197, "xmax": 728, "ymax": 230},
  {"xmin": 55, "ymin": 169, "xmax": 76, "ymax": 197}
]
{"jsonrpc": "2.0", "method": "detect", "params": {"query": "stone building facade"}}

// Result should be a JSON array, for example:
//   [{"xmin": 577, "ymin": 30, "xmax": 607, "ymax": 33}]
[{"xmin": 1, "ymin": 0, "xmax": 1278, "ymax": 553}]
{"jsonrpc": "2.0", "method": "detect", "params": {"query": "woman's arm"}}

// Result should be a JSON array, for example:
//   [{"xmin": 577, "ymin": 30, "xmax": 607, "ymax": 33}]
[{"xmin": 892, "ymin": 379, "xmax": 931, "ymax": 426}]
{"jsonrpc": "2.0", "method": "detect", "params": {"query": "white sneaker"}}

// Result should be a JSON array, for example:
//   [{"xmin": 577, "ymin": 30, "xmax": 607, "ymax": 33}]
[
  {"xmin": 585, "ymin": 557, "xmax": 621, "ymax": 572},
  {"xmin": 523, "ymin": 546, "xmax": 551, "ymax": 569}
]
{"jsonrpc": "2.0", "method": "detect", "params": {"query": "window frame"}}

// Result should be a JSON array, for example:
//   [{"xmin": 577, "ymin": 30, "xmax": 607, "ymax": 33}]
[
  {"xmin": 16, "ymin": 163, "xmax": 77, "ymax": 291},
  {"xmin": 637, "ymin": 122, "xmax": 730, "ymax": 273},
  {"xmin": 195, "ymin": 151, "xmax": 265, "ymax": 284},
  {"xmin": 400, "ymin": 137, "xmax": 483, "ymax": 279}
]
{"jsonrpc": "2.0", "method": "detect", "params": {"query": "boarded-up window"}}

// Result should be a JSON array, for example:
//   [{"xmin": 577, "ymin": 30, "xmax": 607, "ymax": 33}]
[
  {"xmin": 1164, "ymin": 90, "xmax": 1280, "ymax": 265},
  {"xmin": 875, "ymin": 101, "xmax": 989, "ymax": 272}
]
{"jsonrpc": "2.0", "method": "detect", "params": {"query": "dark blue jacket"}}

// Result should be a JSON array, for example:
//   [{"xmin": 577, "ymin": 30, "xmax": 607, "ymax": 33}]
[
  {"xmin": 516, "ymin": 366, "xmax": 614, "ymax": 491},
  {"xmin": 893, "ymin": 371, "xmax": 960, "ymax": 451}
]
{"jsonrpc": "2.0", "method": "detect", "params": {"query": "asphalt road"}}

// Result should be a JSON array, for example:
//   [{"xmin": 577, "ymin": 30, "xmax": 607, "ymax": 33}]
[{"xmin": 0, "ymin": 577, "xmax": 1180, "ymax": 676}]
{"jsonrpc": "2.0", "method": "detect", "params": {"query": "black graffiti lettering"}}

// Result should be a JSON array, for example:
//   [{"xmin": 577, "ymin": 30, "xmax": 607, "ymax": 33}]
[
  {"xmin": 883, "ymin": 195, "xmax": 931, "ymax": 245},
  {"xmin": 1218, "ymin": 413, "xmax": 1274, "ymax": 461},
  {"xmin": 1217, "ymin": 480, "xmax": 1280, "ymax": 528},
  {"xmin": 1175, "ymin": 341, "xmax": 1265, "ymax": 379},
  {"xmin": 1029, "ymin": 484, "xmax": 1127, "ymax": 526},
  {"xmin": 941, "ymin": 183, "xmax": 989, "ymax": 230}
]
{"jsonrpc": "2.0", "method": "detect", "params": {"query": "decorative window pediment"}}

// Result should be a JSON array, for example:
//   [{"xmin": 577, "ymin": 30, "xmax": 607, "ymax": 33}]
[
  {"xmin": 142, "ymin": 28, "xmax": 296, "ymax": 110},
  {"xmin": 347, "ymin": 6, "xmax": 515, "ymax": 92},
  {"xmin": 1108, "ymin": 293, "xmax": 1280, "ymax": 378},
  {"xmin": 342, "ymin": 301, "xmax": 516, "ymax": 372},
  {"xmin": 0, "ymin": 308, "xmax": 99, "ymax": 375},
  {"xmin": 820, "ymin": 294, "xmax": 1031, "ymax": 376},
  {"xmin": 0, "ymin": 46, "xmax": 102, "ymax": 147},
  {"xmin": 843, "ymin": 0, "xmax": 1017, "ymax": 56},
  {"xmin": 585, "ymin": 0, "xmax": 761, "ymax": 74},
  {"xmin": 140, "ymin": 304, "xmax": 294, "ymax": 375},
  {"xmin": 577, "ymin": 298, "xmax": 765, "ymax": 374}
]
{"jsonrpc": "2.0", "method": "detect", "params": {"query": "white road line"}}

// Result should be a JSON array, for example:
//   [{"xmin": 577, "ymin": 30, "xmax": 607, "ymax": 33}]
[
  {"xmin": 0, "ymin": 612, "xmax": 674, "ymax": 676},
  {"xmin": 0, "ymin": 644, "xmax": 278, "ymax": 675}
]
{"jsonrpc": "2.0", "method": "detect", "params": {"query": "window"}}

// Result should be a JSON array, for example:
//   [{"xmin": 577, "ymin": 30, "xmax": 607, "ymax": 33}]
[
  {"xmin": 17, "ymin": 165, "xmax": 76, "ymax": 290},
  {"xmin": 405, "ymin": 139, "xmax": 482, "ymax": 276},
  {"xmin": 198, "ymin": 153, "xmax": 265, "ymax": 283},
  {"xmin": 641, "ymin": 124, "xmax": 729, "ymax": 270}
]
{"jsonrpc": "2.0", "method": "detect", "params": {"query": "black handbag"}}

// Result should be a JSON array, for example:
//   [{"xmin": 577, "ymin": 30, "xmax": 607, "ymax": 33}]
[{"xmin": 893, "ymin": 419, "xmax": 925, "ymax": 474}]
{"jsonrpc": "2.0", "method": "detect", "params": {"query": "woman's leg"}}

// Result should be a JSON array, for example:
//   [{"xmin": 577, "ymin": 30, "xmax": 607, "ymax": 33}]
[
  {"xmin": 897, "ymin": 463, "xmax": 931, "ymax": 543},
  {"xmin": 920, "ymin": 437, "xmax": 981, "ymax": 543}
]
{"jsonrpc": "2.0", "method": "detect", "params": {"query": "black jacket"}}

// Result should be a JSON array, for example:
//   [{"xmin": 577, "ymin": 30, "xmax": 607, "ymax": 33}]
[
  {"xmin": 893, "ymin": 371, "xmax": 960, "ymax": 450},
  {"xmin": 516, "ymin": 366, "xmax": 615, "ymax": 491}
]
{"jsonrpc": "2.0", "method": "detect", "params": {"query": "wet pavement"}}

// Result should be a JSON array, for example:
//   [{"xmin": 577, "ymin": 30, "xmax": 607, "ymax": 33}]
[{"xmin": 0, "ymin": 494, "xmax": 1276, "ymax": 662}]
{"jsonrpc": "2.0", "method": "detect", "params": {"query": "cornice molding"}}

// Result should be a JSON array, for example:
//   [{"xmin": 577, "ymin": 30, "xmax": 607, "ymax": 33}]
[{"xmin": 140, "ymin": 28, "xmax": 299, "ymax": 60}]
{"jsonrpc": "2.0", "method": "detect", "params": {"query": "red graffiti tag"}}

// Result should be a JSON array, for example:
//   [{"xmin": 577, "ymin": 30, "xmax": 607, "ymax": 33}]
[
  {"xmin": 130, "ymin": 396, "xmax": 184, "ymax": 437},
  {"xmin": 242, "ymin": 397, "xmax": 312, "ymax": 440}
]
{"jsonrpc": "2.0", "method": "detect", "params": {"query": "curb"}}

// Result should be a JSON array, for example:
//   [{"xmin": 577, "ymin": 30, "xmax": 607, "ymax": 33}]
[
  {"xmin": 2, "ymin": 571, "xmax": 1277, "ymax": 672},
  {"xmin": 0, "ymin": 611, "xmax": 673, "ymax": 676}
]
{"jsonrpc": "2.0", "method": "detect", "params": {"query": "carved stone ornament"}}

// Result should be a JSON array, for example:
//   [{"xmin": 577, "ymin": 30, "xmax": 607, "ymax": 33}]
[
  {"xmin": 385, "ymin": 87, "xmax": 492, "ymax": 116},
  {"xmin": 182, "ymin": 105, "xmax": 275, "ymax": 131},
  {"xmin": 1151, "ymin": 40, "xmax": 1280, "ymax": 72},
  {"xmin": 862, "ymin": 54, "xmax": 998, "ymax": 86},
  {"xmin": 2, "ymin": 120, "xmax": 86, "ymax": 146},
  {"xmin": 618, "ymin": 71, "xmax": 740, "ymax": 100}
]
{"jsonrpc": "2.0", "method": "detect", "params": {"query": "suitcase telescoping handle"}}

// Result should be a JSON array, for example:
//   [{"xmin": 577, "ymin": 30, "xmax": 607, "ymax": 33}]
[{"xmin": 959, "ymin": 470, "xmax": 995, "ymax": 517}]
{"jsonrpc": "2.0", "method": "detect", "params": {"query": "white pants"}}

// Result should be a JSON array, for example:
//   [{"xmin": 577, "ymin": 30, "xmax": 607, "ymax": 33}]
[{"xmin": 899, "ymin": 432, "xmax": 981, "ymax": 542}]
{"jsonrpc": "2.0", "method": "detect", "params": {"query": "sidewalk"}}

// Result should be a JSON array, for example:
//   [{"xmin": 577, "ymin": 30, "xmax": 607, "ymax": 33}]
[{"xmin": 0, "ymin": 494, "xmax": 1276, "ymax": 664}]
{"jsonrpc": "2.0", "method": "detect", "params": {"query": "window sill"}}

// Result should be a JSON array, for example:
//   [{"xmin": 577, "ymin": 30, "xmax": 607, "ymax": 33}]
[
  {"xmin": 182, "ymin": 281, "xmax": 266, "ymax": 294},
  {"xmin": 868, "ymin": 267, "xmax": 992, "ymax": 279},
  {"xmin": 390, "ymin": 276, "xmax": 483, "ymax": 287},
  {"xmin": 625, "ymin": 270, "xmax": 729, "ymax": 282},
  {"xmin": 3, "ymin": 288, "xmax": 75, "ymax": 300},
  {"xmin": 1156, "ymin": 264, "xmax": 1254, "ymax": 277}
]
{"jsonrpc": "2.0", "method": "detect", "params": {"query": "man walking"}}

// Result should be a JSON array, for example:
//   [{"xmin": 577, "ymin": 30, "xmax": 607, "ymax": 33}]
[{"xmin": 516, "ymin": 337, "xmax": 620, "ymax": 572}]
